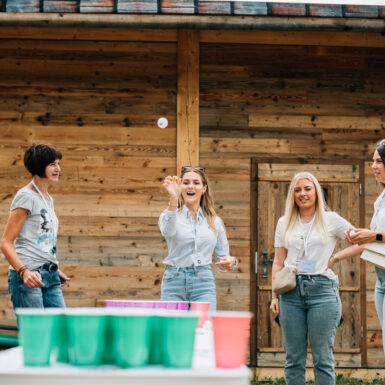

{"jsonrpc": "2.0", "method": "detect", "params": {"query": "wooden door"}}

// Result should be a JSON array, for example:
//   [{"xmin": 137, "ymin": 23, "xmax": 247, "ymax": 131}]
[{"xmin": 252, "ymin": 161, "xmax": 365, "ymax": 367}]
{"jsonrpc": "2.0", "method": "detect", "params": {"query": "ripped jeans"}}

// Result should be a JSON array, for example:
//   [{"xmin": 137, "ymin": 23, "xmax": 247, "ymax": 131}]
[{"xmin": 161, "ymin": 265, "xmax": 217, "ymax": 311}]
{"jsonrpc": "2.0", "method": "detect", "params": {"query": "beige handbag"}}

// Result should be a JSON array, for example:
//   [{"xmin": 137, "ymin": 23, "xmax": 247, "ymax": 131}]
[
  {"xmin": 360, "ymin": 242, "xmax": 385, "ymax": 269},
  {"xmin": 272, "ymin": 245, "xmax": 304, "ymax": 296}
]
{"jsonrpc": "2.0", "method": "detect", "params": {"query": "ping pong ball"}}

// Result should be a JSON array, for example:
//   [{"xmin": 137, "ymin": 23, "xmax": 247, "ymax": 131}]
[{"xmin": 157, "ymin": 117, "xmax": 168, "ymax": 129}]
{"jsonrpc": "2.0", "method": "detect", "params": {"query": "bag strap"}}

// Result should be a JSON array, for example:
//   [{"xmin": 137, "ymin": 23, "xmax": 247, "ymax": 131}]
[{"xmin": 294, "ymin": 244, "xmax": 305, "ymax": 267}]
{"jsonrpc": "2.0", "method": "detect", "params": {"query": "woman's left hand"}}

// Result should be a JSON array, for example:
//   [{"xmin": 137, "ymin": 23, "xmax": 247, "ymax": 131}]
[
  {"xmin": 58, "ymin": 269, "xmax": 70, "ymax": 287},
  {"xmin": 216, "ymin": 256, "xmax": 237, "ymax": 272}
]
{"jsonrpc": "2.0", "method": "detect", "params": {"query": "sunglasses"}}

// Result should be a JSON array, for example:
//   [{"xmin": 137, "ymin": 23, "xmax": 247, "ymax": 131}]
[{"xmin": 181, "ymin": 166, "xmax": 205, "ymax": 172}]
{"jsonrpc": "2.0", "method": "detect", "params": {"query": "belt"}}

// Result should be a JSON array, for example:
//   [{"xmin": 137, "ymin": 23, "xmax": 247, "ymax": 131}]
[{"xmin": 41, "ymin": 263, "xmax": 58, "ymax": 272}]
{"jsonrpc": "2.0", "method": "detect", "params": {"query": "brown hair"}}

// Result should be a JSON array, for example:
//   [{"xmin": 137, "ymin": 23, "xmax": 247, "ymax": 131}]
[
  {"xmin": 375, "ymin": 139, "xmax": 385, "ymax": 188},
  {"xmin": 178, "ymin": 167, "xmax": 218, "ymax": 232}
]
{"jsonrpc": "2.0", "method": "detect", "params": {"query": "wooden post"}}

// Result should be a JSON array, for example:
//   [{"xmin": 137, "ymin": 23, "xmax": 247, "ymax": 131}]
[{"xmin": 177, "ymin": 30, "xmax": 199, "ymax": 174}]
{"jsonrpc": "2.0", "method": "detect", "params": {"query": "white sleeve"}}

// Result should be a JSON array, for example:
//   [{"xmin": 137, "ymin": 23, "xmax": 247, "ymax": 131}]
[
  {"xmin": 158, "ymin": 209, "xmax": 178, "ymax": 237},
  {"xmin": 328, "ymin": 212, "xmax": 351, "ymax": 239},
  {"xmin": 274, "ymin": 217, "xmax": 285, "ymax": 247}
]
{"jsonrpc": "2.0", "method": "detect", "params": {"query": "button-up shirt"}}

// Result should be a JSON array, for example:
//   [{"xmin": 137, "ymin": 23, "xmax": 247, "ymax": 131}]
[{"xmin": 158, "ymin": 205, "xmax": 230, "ymax": 268}]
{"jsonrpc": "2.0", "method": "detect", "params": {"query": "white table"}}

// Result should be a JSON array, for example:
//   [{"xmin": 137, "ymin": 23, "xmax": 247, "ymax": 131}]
[{"xmin": 0, "ymin": 347, "xmax": 251, "ymax": 385}]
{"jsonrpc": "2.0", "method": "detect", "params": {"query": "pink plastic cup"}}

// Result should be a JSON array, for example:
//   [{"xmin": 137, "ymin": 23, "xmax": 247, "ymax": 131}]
[
  {"xmin": 211, "ymin": 311, "xmax": 252, "ymax": 369},
  {"xmin": 177, "ymin": 301, "xmax": 189, "ymax": 311},
  {"xmin": 190, "ymin": 302, "xmax": 210, "ymax": 328},
  {"xmin": 165, "ymin": 301, "xmax": 178, "ymax": 310},
  {"xmin": 154, "ymin": 301, "xmax": 168, "ymax": 309}
]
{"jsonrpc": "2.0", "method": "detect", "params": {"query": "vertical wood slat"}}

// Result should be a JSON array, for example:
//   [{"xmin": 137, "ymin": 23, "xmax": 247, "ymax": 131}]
[
  {"xmin": 177, "ymin": 30, "xmax": 199, "ymax": 172},
  {"xmin": 359, "ymin": 161, "xmax": 368, "ymax": 366}
]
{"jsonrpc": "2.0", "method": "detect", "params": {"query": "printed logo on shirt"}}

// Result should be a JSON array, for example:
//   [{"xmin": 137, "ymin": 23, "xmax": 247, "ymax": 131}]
[{"xmin": 36, "ymin": 208, "xmax": 56, "ymax": 255}]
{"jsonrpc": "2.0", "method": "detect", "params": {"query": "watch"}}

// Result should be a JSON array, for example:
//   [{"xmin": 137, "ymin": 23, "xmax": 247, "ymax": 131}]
[{"xmin": 376, "ymin": 233, "xmax": 383, "ymax": 242}]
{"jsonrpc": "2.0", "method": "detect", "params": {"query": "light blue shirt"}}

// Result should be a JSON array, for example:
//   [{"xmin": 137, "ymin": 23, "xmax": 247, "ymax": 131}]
[{"xmin": 158, "ymin": 205, "xmax": 230, "ymax": 268}]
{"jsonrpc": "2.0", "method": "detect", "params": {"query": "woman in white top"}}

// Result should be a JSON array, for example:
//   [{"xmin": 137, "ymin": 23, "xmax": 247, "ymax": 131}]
[
  {"xmin": 270, "ymin": 171, "xmax": 361, "ymax": 385},
  {"xmin": 346, "ymin": 139, "xmax": 385, "ymax": 354},
  {"xmin": 159, "ymin": 166, "xmax": 237, "ymax": 310}
]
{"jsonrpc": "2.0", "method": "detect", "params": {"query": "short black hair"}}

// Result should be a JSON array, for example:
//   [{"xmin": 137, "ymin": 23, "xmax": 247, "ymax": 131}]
[{"xmin": 24, "ymin": 143, "xmax": 62, "ymax": 177}]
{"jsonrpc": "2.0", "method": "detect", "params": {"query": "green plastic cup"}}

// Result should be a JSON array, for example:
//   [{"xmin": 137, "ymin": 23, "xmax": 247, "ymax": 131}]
[
  {"xmin": 103, "ymin": 314, "xmax": 115, "ymax": 364},
  {"xmin": 149, "ymin": 314, "xmax": 164, "ymax": 365},
  {"xmin": 110, "ymin": 309, "xmax": 152, "ymax": 367},
  {"xmin": 66, "ymin": 308, "xmax": 107, "ymax": 366},
  {"xmin": 162, "ymin": 312, "xmax": 199, "ymax": 368},
  {"xmin": 16, "ymin": 308, "xmax": 61, "ymax": 366},
  {"xmin": 55, "ymin": 313, "xmax": 69, "ymax": 363}
]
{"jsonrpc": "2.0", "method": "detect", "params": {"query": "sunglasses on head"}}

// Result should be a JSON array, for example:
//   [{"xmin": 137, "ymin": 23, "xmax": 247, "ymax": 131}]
[{"xmin": 181, "ymin": 166, "xmax": 205, "ymax": 172}]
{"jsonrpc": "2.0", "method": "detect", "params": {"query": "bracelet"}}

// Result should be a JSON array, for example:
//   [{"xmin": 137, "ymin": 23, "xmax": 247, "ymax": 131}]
[
  {"xmin": 17, "ymin": 266, "xmax": 28, "ymax": 279},
  {"xmin": 333, "ymin": 255, "xmax": 340, "ymax": 263}
]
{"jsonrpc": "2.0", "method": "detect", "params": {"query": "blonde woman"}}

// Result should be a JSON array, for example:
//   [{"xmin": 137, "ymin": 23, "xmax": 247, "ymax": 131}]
[
  {"xmin": 270, "ymin": 172, "xmax": 361, "ymax": 385},
  {"xmin": 159, "ymin": 166, "xmax": 237, "ymax": 310}
]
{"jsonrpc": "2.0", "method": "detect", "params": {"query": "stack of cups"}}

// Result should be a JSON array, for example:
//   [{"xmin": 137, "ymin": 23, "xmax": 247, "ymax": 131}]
[{"xmin": 16, "ymin": 307, "xmax": 200, "ymax": 369}]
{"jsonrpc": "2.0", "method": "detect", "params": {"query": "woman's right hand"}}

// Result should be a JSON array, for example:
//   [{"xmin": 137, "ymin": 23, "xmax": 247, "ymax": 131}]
[
  {"xmin": 162, "ymin": 176, "xmax": 181, "ymax": 200},
  {"xmin": 270, "ymin": 297, "xmax": 279, "ymax": 315},
  {"xmin": 23, "ymin": 269, "xmax": 44, "ymax": 288}
]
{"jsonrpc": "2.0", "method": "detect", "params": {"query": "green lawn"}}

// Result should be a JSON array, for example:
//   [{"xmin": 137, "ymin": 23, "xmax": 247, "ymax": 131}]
[{"xmin": 252, "ymin": 375, "xmax": 385, "ymax": 384}]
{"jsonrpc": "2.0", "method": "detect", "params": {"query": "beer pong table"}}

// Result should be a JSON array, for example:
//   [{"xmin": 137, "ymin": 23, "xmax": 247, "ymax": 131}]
[{"xmin": 0, "ymin": 347, "xmax": 251, "ymax": 385}]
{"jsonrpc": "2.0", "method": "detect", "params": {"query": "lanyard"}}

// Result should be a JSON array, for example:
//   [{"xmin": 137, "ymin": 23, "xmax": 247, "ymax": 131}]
[
  {"xmin": 31, "ymin": 180, "xmax": 57, "ymax": 241},
  {"xmin": 299, "ymin": 214, "xmax": 315, "ymax": 257}
]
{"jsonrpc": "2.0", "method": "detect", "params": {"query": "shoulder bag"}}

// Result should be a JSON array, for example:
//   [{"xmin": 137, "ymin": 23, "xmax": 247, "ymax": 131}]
[{"xmin": 272, "ymin": 244, "xmax": 304, "ymax": 296}]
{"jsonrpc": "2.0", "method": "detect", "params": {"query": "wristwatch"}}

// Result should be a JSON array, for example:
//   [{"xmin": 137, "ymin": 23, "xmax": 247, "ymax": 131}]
[{"xmin": 376, "ymin": 233, "xmax": 383, "ymax": 242}]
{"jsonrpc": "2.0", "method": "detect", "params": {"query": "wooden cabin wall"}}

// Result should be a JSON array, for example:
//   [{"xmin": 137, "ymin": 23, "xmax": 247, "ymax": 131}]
[
  {"xmin": 199, "ymin": 42, "xmax": 385, "ymax": 365},
  {"xmin": 0, "ymin": 35, "xmax": 178, "ymax": 319}
]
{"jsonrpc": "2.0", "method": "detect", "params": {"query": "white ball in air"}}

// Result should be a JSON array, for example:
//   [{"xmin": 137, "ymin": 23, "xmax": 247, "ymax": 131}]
[{"xmin": 157, "ymin": 117, "xmax": 168, "ymax": 129}]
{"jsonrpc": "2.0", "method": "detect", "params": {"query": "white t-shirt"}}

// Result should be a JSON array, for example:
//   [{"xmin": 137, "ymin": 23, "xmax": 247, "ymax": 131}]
[
  {"xmin": 274, "ymin": 211, "xmax": 351, "ymax": 280},
  {"xmin": 371, "ymin": 189, "xmax": 385, "ymax": 232}
]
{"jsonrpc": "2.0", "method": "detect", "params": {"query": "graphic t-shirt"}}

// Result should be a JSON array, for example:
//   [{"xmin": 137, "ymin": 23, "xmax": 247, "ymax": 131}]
[{"xmin": 10, "ymin": 186, "xmax": 59, "ymax": 270}]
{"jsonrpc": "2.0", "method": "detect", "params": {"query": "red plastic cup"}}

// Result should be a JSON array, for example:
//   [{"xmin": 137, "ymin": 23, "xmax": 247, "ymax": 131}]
[
  {"xmin": 190, "ymin": 302, "xmax": 210, "ymax": 328},
  {"xmin": 211, "ymin": 311, "xmax": 252, "ymax": 368}
]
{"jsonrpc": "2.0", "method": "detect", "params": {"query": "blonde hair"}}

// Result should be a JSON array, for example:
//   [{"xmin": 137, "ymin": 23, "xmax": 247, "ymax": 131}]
[
  {"xmin": 178, "ymin": 167, "xmax": 218, "ymax": 232},
  {"xmin": 282, "ymin": 172, "xmax": 328, "ymax": 247}
]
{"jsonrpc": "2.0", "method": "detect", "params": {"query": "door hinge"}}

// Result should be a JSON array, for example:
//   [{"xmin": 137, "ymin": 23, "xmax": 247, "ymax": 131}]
[
  {"xmin": 360, "ymin": 326, "xmax": 364, "ymax": 338},
  {"xmin": 359, "ymin": 184, "xmax": 362, "ymax": 196},
  {"xmin": 255, "ymin": 252, "xmax": 258, "ymax": 274}
]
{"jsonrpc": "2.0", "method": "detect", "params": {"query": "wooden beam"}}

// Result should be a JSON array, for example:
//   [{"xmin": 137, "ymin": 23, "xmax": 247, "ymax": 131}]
[
  {"xmin": 177, "ymin": 30, "xmax": 199, "ymax": 172},
  {"xmin": 200, "ymin": 30, "xmax": 385, "ymax": 48},
  {"xmin": 1, "ymin": 13, "xmax": 385, "ymax": 34}
]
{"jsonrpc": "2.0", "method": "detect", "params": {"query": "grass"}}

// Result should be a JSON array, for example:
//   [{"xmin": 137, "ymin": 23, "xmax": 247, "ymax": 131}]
[{"xmin": 251, "ymin": 374, "xmax": 385, "ymax": 384}]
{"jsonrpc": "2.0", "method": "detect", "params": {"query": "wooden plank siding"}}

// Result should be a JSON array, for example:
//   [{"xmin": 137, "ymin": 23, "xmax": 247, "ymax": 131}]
[
  {"xmin": 0, "ymin": 27, "xmax": 385, "ymax": 366},
  {"xmin": 199, "ymin": 41, "xmax": 385, "ymax": 365},
  {"xmin": 0, "ymin": 35, "xmax": 178, "ymax": 319}
]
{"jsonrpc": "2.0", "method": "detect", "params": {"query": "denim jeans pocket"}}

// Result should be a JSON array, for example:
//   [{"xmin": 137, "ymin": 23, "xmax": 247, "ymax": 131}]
[
  {"xmin": 163, "ymin": 268, "xmax": 179, "ymax": 281},
  {"xmin": 196, "ymin": 268, "xmax": 214, "ymax": 282}
]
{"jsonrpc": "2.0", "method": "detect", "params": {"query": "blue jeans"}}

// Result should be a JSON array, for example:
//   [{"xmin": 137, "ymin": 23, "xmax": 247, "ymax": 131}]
[
  {"xmin": 161, "ymin": 265, "xmax": 217, "ymax": 311},
  {"xmin": 8, "ymin": 269, "xmax": 65, "ymax": 309},
  {"xmin": 279, "ymin": 275, "xmax": 341, "ymax": 385},
  {"xmin": 375, "ymin": 266, "xmax": 385, "ymax": 353}
]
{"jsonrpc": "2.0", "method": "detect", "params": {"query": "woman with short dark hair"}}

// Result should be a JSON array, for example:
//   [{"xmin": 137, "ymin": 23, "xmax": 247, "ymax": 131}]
[{"xmin": 1, "ymin": 143, "xmax": 69, "ymax": 309}]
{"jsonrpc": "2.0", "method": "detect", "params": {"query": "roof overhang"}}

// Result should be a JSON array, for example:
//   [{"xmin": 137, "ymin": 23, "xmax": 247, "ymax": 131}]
[{"xmin": 0, "ymin": 13, "xmax": 385, "ymax": 32}]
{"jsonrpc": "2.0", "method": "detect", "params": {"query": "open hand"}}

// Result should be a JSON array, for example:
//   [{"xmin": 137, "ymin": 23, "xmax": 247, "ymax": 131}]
[
  {"xmin": 162, "ymin": 176, "xmax": 181, "ymax": 200},
  {"xmin": 215, "ymin": 256, "xmax": 237, "ymax": 272}
]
